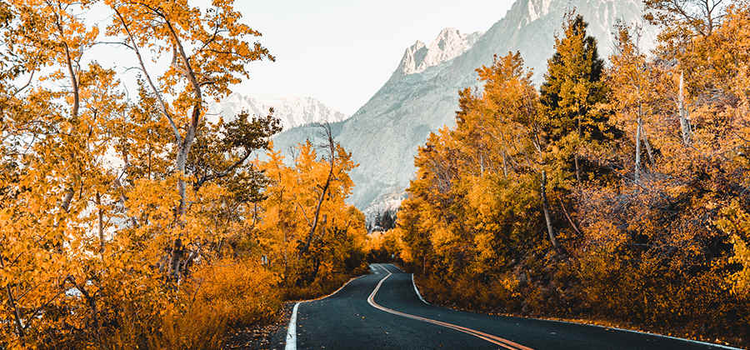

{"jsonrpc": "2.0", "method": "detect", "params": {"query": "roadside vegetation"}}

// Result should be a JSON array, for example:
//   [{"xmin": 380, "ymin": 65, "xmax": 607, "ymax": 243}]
[
  {"xmin": 0, "ymin": 0, "xmax": 366, "ymax": 348},
  {"xmin": 376, "ymin": 1, "xmax": 750, "ymax": 347}
]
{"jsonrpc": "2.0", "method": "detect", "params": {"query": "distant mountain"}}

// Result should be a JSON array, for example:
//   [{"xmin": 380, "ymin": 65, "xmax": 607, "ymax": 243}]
[
  {"xmin": 209, "ymin": 93, "xmax": 348, "ymax": 130},
  {"xmin": 398, "ymin": 28, "xmax": 482, "ymax": 75},
  {"xmin": 273, "ymin": 0, "xmax": 657, "ymax": 215}
]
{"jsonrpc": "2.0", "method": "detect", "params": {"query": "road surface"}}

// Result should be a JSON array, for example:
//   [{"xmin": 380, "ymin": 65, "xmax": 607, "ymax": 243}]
[{"xmin": 285, "ymin": 263, "xmax": 739, "ymax": 350}]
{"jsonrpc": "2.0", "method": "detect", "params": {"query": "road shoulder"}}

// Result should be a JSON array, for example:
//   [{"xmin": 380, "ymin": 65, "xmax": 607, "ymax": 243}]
[{"xmin": 223, "ymin": 301, "xmax": 295, "ymax": 350}]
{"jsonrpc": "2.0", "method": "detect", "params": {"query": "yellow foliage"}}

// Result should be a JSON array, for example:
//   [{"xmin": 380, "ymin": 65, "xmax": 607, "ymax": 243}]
[
  {"xmin": 395, "ymin": 6, "xmax": 750, "ymax": 346},
  {"xmin": 717, "ymin": 202, "xmax": 750, "ymax": 297},
  {"xmin": 0, "ymin": 1, "xmax": 364, "ymax": 348}
]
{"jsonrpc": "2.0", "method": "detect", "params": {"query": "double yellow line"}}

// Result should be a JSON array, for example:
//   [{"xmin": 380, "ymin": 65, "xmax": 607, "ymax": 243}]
[{"xmin": 367, "ymin": 265, "xmax": 534, "ymax": 350}]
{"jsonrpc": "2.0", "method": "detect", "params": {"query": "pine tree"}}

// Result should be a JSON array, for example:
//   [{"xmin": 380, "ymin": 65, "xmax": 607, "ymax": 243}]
[{"xmin": 540, "ymin": 12, "xmax": 619, "ymax": 185}]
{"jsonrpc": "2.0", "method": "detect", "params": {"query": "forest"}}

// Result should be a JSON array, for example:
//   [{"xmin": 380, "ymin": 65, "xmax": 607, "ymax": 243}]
[
  {"xmin": 377, "ymin": 0, "xmax": 750, "ymax": 346},
  {"xmin": 0, "ymin": 0, "xmax": 368, "ymax": 348},
  {"xmin": 2, "ymin": 0, "xmax": 750, "ymax": 348}
]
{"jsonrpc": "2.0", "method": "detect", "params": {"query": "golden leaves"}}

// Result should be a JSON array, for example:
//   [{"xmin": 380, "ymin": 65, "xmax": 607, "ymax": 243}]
[
  {"xmin": 0, "ymin": 0, "xmax": 307, "ymax": 347},
  {"xmin": 255, "ymin": 139, "xmax": 366, "ymax": 288},
  {"xmin": 396, "ymin": 5, "xmax": 750, "ymax": 345}
]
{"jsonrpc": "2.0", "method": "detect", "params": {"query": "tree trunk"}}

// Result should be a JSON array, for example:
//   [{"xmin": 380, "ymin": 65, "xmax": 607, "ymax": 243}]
[
  {"xmin": 642, "ymin": 127, "xmax": 654, "ymax": 165},
  {"xmin": 60, "ymin": 187, "xmax": 74, "ymax": 213},
  {"xmin": 58, "ymin": 16, "xmax": 79, "ymax": 214},
  {"xmin": 67, "ymin": 277, "xmax": 102, "ymax": 345},
  {"xmin": 168, "ymin": 238, "xmax": 184, "ymax": 283},
  {"xmin": 501, "ymin": 150, "xmax": 508, "ymax": 178},
  {"xmin": 0, "ymin": 256, "xmax": 24, "ymax": 339},
  {"xmin": 677, "ymin": 71, "xmax": 692, "ymax": 145},
  {"xmin": 300, "ymin": 124, "xmax": 336, "ymax": 254},
  {"xmin": 96, "ymin": 192, "xmax": 104, "ymax": 253},
  {"xmin": 635, "ymin": 117, "xmax": 643, "ymax": 183},
  {"xmin": 540, "ymin": 170, "xmax": 560, "ymax": 251},
  {"xmin": 5, "ymin": 284, "xmax": 24, "ymax": 339},
  {"xmin": 575, "ymin": 110, "xmax": 582, "ymax": 184}
]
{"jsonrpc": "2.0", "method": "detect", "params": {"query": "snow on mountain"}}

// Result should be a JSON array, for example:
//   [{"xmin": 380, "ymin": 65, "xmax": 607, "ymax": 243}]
[
  {"xmin": 398, "ymin": 28, "xmax": 482, "ymax": 75},
  {"xmin": 272, "ymin": 0, "xmax": 657, "ymax": 216},
  {"xmin": 526, "ymin": 0, "xmax": 553, "ymax": 23},
  {"xmin": 208, "ymin": 93, "xmax": 348, "ymax": 130}
]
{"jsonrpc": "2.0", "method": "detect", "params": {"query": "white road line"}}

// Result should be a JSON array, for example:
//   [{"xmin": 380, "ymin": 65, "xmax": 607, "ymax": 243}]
[
  {"xmin": 284, "ymin": 302, "xmax": 299, "ymax": 350},
  {"xmin": 607, "ymin": 327, "xmax": 742, "ymax": 350},
  {"xmin": 411, "ymin": 273, "xmax": 430, "ymax": 305},
  {"xmin": 284, "ymin": 275, "xmax": 365, "ymax": 350},
  {"xmin": 367, "ymin": 269, "xmax": 533, "ymax": 350},
  {"xmin": 377, "ymin": 264, "xmax": 428, "ymax": 305},
  {"xmin": 383, "ymin": 262, "xmax": 736, "ymax": 349},
  {"xmin": 290, "ymin": 263, "xmax": 740, "ymax": 350},
  {"xmin": 523, "ymin": 316, "xmax": 742, "ymax": 350}
]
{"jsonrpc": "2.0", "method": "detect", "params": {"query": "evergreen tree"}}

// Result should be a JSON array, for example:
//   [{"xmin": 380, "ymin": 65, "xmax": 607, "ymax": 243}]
[{"xmin": 540, "ymin": 12, "xmax": 619, "ymax": 185}]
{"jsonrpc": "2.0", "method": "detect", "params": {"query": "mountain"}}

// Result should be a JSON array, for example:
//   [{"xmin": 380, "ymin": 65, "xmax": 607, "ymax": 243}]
[
  {"xmin": 209, "ymin": 93, "xmax": 348, "ymax": 130},
  {"xmin": 273, "ymin": 0, "xmax": 657, "ymax": 215},
  {"xmin": 398, "ymin": 28, "xmax": 482, "ymax": 75}
]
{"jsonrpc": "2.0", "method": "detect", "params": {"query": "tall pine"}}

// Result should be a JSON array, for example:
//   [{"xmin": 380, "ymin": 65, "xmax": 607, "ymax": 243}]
[{"xmin": 540, "ymin": 12, "xmax": 619, "ymax": 185}]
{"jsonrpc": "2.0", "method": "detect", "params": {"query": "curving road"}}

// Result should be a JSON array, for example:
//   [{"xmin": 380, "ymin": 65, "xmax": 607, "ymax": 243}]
[{"xmin": 285, "ymin": 263, "xmax": 739, "ymax": 350}]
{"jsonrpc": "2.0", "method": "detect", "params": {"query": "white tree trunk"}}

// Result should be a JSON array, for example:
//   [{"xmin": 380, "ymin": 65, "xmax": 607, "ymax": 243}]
[
  {"xmin": 540, "ymin": 170, "xmax": 560, "ymax": 251},
  {"xmin": 635, "ymin": 117, "xmax": 643, "ymax": 183},
  {"xmin": 678, "ymin": 71, "xmax": 692, "ymax": 145}
]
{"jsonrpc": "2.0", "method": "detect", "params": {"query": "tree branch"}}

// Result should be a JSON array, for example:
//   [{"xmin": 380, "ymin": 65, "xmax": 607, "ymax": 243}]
[{"xmin": 112, "ymin": 6, "xmax": 181, "ymax": 144}]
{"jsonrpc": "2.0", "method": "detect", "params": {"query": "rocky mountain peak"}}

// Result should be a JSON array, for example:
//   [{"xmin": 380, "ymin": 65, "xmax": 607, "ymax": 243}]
[
  {"xmin": 397, "ymin": 27, "xmax": 481, "ymax": 75},
  {"xmin": 526, "ymin": 0, "xmax": 554, "ymax": 22},
  {"xmin": 209, "ymin": 93, "xmax": 348, "ymax": 131},
  {"xmin": 272, "ymin": 0, "xmax": 657, "ymax": 215}
]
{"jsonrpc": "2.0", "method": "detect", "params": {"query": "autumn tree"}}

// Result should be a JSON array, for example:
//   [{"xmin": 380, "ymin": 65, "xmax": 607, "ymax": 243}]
[
  {"xmin": 394, "ymin": 4, "xmax": 750, "ymax": 346},
  {"xmin": 0, "ymin": 0, "xmax": 362, "ymax": 347},
  {"xmin": 606, "ymin": 22, "xmax": 670, "ymax": 182},
  {"xmin": 644, "ymin": 0, "xmax": 735, "ymax": 146},
  {"xmin": 256, "ymin": 135, "xmax": 366, "ymax": 292},
  {"xmin": 105, "ymin": 0, "xmax": 274, "ymax": 282},
  {"xmin": 0, "ymin": 1, "xmax": 122, "ymax": 344},
  {"xmin": 478, "ymin": 52, "xmax": 562, "ymax": 251}
]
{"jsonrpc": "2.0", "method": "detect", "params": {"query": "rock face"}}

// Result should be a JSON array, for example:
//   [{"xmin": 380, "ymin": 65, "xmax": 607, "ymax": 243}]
[
  {"xmin": 398, "ymin": 28, "xmax": 482, "ymax": 75},
  {"xmin": 209, "ymin": 94, "xmax": 348, "ymax": 131},
  {"xmin": 273, "ymin": 0, "xmax": 656, "ymax": 215}
]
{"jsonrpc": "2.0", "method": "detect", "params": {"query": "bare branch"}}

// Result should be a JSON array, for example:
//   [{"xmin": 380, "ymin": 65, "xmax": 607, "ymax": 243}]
[{"xmin": 112, "ymin": 6, "xmax": 181, "ymax": 144}]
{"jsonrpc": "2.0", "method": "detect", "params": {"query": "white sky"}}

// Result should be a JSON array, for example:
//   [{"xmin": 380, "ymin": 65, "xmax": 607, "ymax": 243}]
[{"xmin": 231, "ymin": 1, "xmax": 515, "ymax": 115}]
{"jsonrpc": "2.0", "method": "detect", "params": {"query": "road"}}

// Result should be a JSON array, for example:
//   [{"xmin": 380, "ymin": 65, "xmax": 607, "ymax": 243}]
[{"xmin": 285, "ymin": 263, "xmax": 739, "ymax": 350}]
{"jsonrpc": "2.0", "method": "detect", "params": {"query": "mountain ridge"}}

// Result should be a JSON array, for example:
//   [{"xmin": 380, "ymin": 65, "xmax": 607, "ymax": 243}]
[
  {"xmin": 397, "ymin": 28, "xmax": 482, "ymax": 76},
  {"xmin": 209, "ymin": 93, "xmax": 348, "ymax": 131},
  {"xmin": 272, "ymin": 0, "xmax": 657, "ymax": 215}
]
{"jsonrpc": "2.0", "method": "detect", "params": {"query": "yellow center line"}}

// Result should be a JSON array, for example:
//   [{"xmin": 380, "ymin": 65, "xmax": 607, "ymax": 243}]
[{"xmin": 366, "ymin": 268, "xmax": 534, "ymax": 350}]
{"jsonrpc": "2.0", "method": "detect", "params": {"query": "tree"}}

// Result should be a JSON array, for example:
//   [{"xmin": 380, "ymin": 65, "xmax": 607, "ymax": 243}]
[
  {"xmin": 105, "ymin": 0, "xmax": 274, "ymax": 281},
  {"xmin": 540, "ymin": 12, "xmax": 617, "ymax": 185},
  {"xmin": 478, "ymin": 52, "xmax": 562, "ymax": 251},
  {"xmin": 644, "ymin": 0, "xmax": 735, "ymax": 146},
  {"xmin": 644, "ymin": 0, "xmax": 727, "ymax": 37},
  {"xmin": 188, "ymin": 111, "xmax": 281, "ymax": 198},
  {"xmin": 606, "ymin": 22, "xmax": 672, "ymax": 183},
  {"xmin": 393, "ymin": 4, "xmax": 750, "ymax": 346},
  {"xmin": 257, "ymin": 135, "xmax": 364, "ymax": 288}
]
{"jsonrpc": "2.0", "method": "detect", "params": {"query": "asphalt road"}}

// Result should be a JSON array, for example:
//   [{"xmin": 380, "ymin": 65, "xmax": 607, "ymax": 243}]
[{"xmin": 286, "ymin": 263, "xmax": 739, "ymax": 350}]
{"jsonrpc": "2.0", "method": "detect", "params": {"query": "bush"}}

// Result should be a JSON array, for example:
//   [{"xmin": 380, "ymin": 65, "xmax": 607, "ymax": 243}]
[{"xmin": 107, "ymin": 258, "xmax": 281, "ymax": 350}]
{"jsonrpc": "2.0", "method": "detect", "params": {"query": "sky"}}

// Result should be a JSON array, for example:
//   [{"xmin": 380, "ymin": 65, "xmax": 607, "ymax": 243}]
[{"xmin": 232, "ymin": 1, "xmax": 515, "ymax": 115}]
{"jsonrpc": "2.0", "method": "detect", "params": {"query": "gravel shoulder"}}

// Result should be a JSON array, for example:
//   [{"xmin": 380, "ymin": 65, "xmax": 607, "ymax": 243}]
[{"xmin": 223, "ymin": 302, "xmax": 294, "ymax": 350}]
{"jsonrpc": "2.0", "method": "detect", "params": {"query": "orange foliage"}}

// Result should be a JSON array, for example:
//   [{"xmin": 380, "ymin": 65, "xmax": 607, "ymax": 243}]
[
  {"xmin": 0, "ymin": 1, "xmax": 365, "ymax": 348},
  {"xmin": 395, "ymin": 7, "xmax": 750, "ymax": 347}
]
